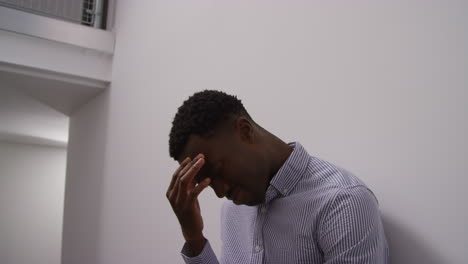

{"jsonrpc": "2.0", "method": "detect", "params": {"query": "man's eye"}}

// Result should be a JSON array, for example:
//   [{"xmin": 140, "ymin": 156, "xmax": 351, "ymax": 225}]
[
  {"xmin": 195, "ymin": 165, "xmax": 210, "ymax": 183},
  {"xmin": 195, "ymin": 171, "xmax": 208, "ymax": 183},
  {"xmin": 195, "ymin": 161, "xmax": 221, "ymax": 183},
  {"xmin": 196, "ymin": 172, "xmax": 216, "ymax": 183}
]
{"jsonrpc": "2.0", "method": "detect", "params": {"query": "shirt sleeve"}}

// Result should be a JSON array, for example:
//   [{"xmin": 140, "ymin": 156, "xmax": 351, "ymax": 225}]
[
  {"xmin": 181, "ymin": 239, "xmax": 219, "ymax": 264},
  {"xmin": 318, "ymin": 186, "xmax": 389, "ymax": 264}
]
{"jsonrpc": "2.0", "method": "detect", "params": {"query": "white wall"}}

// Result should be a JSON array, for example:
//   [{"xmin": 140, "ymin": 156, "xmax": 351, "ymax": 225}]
[
  {"xmin": 0, "ymin": 141, "xmax": 67, "ymax": 264},
  {"xmin": 63, "ymin": 1, "xmax": 468, "ymax": 263},
  {"xmin": 0, "ymin": 86, "xmax": 69, "ymax": 145}
]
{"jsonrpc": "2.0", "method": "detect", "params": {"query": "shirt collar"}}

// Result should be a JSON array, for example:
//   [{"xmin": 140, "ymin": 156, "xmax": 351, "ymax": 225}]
[{"xmin": 264, "ymin": 142, "xmax": 310, "ymax": 203}]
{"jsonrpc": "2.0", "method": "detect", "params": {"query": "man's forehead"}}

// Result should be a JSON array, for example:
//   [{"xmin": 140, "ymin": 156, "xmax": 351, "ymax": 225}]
[{"xmin": 177, "ymin": 134, "xmax": 212, "ymax": 163}]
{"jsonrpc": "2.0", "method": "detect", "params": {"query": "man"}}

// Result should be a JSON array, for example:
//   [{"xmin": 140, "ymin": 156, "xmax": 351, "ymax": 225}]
[{"xmin": 167, "ymin": 90, "xmax": 389, "ymax": 263}]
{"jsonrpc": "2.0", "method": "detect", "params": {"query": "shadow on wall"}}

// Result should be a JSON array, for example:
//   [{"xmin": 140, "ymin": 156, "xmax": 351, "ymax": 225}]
[{"xmin": 382, "ymin": 214, "xmax": 446, "ymax": 264}]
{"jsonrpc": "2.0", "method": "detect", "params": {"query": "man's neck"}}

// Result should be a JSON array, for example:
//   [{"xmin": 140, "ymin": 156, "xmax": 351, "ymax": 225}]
[{"xmin": 265, "ymin": 135, "xmax": 294, "ymax": 183}]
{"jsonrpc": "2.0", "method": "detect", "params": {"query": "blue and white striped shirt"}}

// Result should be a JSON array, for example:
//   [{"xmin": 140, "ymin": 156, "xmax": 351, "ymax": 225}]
[{"xmin": 182, "ymin": 142, "xmax": 389, "ymax": 263}]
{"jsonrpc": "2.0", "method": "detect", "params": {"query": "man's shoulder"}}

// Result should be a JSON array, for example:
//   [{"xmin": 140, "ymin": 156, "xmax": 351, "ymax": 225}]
[
  {"xmin": 284, "ymin": 154, "xmax": 374, "ymax": 208},
  {"xmin": 304, "ymin": 155, "xmax": 368, "ymax": 190}
]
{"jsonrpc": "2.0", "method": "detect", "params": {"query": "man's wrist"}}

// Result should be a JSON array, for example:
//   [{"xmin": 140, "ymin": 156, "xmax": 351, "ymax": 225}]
[{"xmin": 185, "ymin": 236, "xmax": 206, "ymax": 257}]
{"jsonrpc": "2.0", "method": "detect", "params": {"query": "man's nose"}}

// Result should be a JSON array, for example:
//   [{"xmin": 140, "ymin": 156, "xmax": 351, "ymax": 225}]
[{"xmin": 210, "ymin": 179, "xmax": 229, "ymax": 198}]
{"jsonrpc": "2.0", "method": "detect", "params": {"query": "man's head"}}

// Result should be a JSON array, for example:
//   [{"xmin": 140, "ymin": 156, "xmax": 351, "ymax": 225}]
[{"xmin": 169, "ymin": 90, "xmax": 271, "ymax": 205}]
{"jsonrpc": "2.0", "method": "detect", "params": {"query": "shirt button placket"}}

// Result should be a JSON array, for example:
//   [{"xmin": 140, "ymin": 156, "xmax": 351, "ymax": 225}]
[
  {"xmin": 255, "ymin": 245, "xmax": 262, "ymax": 252},
  {"xmin": 251, "ymin": 205, "xmax": 267, "ymax": 264}
]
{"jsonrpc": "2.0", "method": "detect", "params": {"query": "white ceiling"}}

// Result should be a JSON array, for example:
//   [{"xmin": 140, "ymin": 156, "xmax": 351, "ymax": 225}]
[{"xmin": 0, "ymin": 85, "xmax": 69, "ymax": 147}]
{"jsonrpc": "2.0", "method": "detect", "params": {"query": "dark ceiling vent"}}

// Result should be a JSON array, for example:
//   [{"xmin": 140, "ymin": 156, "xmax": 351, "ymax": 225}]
[{"xmin": 0, "ymin": 0, "xmax": 107, "ymax": 29}]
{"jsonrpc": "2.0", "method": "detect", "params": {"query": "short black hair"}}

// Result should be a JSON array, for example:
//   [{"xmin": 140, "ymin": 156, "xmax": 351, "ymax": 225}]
[{"xmin": 169, "ymin": 90, "xmax": 251, "ymax": 160}]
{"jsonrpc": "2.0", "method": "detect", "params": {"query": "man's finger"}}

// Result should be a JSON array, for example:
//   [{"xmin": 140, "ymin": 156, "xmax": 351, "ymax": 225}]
[
  {"xmin": 179, "ymin": 156, "xmax": 205, "ymax": 189},
  {"xmin": 176, "ymin": 157, "xmax": 205, "ymax": 203},
  {"xmin": 168, "ymin": 156, "xmax": 197, "ymax": 200},
  {"xmin": 167, "ymin": 157, "xmax": 191, "ymax": 196},
  {"xmin": 190, "ymin": 178, "xmax": 211, "ymax": 199},
  {"xmin": 168, "ymin": 180, "xmax": 179, "ymax": 202},
  {"xmin": 179, "ymin": 153, "xmax": 203, "ymax": 178},
  {"xmin": 170, "ymin": 156, "xmax": 198, "ymax": 199}
]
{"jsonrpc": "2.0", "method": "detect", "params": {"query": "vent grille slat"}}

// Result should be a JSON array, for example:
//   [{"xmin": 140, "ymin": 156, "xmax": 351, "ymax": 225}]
[{"xmin": 0, "ymin": 0, "xmax": 105, "ymax": 29}]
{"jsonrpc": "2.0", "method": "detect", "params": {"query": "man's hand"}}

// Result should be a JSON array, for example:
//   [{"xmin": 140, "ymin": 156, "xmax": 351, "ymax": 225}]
[{"xmin": 166, "ymin": 154, "xmax": 211, "ymax": 256}]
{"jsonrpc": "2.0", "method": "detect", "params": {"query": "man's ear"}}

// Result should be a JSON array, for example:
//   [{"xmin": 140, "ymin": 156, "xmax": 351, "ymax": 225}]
[{"xmin": 236, "ymin": 116, "xmax": 255, "ymax": 144}]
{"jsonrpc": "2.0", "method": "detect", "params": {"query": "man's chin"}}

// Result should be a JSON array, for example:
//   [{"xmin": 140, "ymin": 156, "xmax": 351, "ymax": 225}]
[
  {"xmin": 233, "ymin": 199, "xmax": 262, "ymax": 206},
  {"xmin": 232, "ymin": 199, "xmax": 243, "ymax": 205}
]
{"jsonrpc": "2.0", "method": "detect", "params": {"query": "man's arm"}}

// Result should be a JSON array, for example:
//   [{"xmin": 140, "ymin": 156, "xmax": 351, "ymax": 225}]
[
  {"xmin": 318, "ymin": 186, "xmax": 389, "ymax": 264},
  {"xmin": 166, "ymin": 155, "xmax": 219, "ymax": 263}
]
